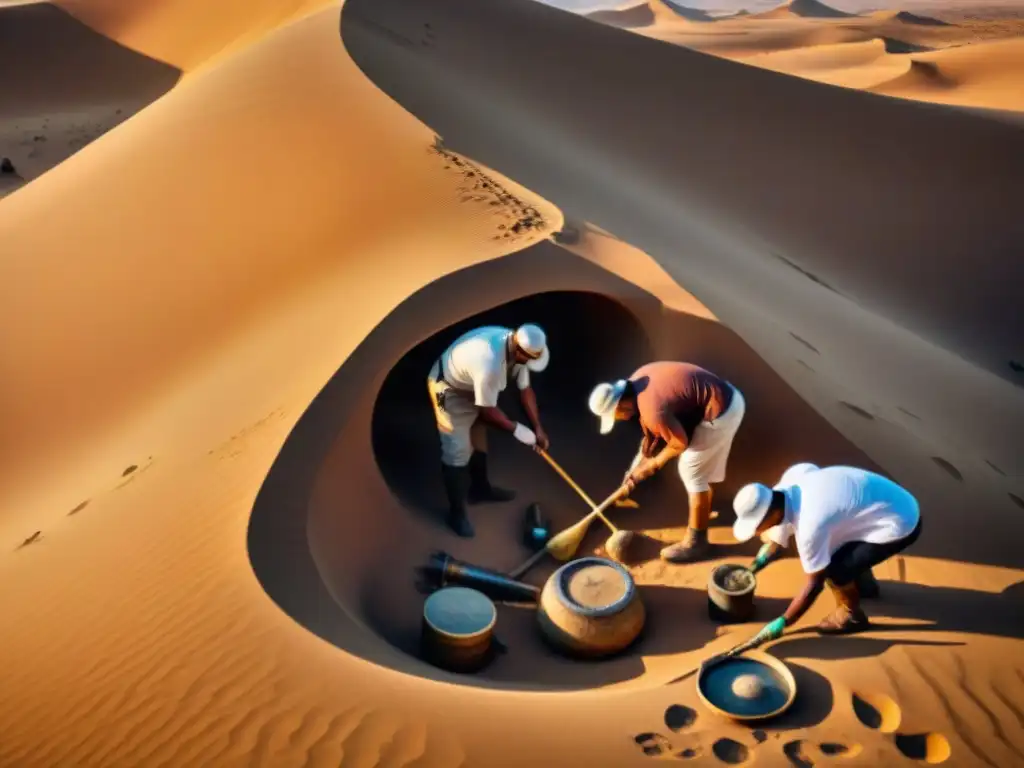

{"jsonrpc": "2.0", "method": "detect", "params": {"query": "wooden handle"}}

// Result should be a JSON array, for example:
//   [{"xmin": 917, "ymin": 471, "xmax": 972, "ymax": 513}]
[
  {"xmin": 508, "ymin": 548, "xmax": 547, "ymax": 580},
  {"xmin": 537, "ymin": 449, "xmax": 600, "ymax": 508},
  {"xmin": 537, "ymin": 449, "xmax": 623, "ymax": 531}
]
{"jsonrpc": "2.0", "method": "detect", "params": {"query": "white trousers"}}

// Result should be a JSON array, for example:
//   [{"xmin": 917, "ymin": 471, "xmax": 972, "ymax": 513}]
[
  {"xmin": 427, "ymin": 360, "xmax": 487, "ymax": 467},
  {"xmin": 630, "ymin": 385, "xmax": 746, "ymax": 493}
]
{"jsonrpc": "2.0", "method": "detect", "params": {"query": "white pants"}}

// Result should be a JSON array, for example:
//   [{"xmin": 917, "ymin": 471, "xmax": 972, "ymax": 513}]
[
  {"xmin": 630, "ymin": 384, "xmax": 746, "ymax": 493},
  {"xmin": 427, "ymin": 360, "xmax": 487, "ymax": 467}
]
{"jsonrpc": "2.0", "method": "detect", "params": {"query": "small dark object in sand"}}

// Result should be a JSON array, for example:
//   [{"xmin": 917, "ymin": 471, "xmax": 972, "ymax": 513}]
[{"xmin": 1, "ymin": 158, "xmax": 15, "ymax": 174}]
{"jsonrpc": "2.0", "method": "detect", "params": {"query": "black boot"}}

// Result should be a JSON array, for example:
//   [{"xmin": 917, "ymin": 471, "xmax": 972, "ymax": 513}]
[
  {"xmin": 467, "ymin": 451, "xmax": 516, "ymax": 504},
  {"xmin": 441, "ymin": 464, "xmax": 474, "ymax": 538},
  {"xmin": 856, "ymin": 569, "xmax": 881, "ymax": 599}
]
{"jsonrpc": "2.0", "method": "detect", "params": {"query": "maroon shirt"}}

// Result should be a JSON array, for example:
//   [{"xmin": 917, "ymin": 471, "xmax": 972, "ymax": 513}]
[{"xmin": 629, "ymin": 361, "xmax": 733, "ymax": 452}]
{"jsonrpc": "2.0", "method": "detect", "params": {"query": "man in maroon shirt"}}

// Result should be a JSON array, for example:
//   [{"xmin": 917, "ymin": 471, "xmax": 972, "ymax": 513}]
[{"xmin": 588, "ymin": 361, "xmax": 747, "ymax": 562}]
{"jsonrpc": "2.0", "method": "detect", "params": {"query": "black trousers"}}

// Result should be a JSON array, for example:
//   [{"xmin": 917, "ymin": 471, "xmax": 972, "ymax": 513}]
[{"xmin": 825, "ymin": 517, "xmax": 923, "ymax": 586}]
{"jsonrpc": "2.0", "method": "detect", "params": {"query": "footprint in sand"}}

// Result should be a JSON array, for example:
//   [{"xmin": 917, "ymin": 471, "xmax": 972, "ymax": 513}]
[
  {"xmin": 711, "ymin": 738, "xmax": 750, "ymax": 765},
  {"xmin": 664, "ymin": 704, "xmax": 697, "ymax": 733},
  {"xmin": 634, "ymin": 732, "xmax": 673, "ymax": 757},
  {"xmin": 783, "ymin": 739, "xmax": 862, "ymax": 767},
  {"xmin": 852, "ymin": 691, "xmax": 951, "ymax": 764},
  {"xmin": 635, "ymin": 705, "xmax": 771, "ymax": 763},
  {"xmin": 851, "ymin": 691, "xmax": 902, "ymax": 733},
  {"xmin": 67, "ymin": 499, "xmax": 90, "ymax": 516},
  {"xmin": 15, "ymin": 530, "xmax": 43, "ymax": 550},
  {"xmin": 894, "ymin": 732, "xmax": 952, "ymax": 764}
]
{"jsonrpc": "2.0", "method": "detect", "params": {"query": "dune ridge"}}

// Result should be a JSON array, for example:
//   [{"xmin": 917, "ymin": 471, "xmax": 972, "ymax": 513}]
[
  {"xmin": 0, "ymin": 2, "xmax": 179, "ymax": 194},
  {"xmin": 753, "ymin": 0, "xmax": 855, "ymax": 20}
]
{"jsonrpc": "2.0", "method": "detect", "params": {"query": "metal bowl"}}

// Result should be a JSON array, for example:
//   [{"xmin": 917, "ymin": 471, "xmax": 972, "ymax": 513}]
[{"xmin": 696, "ymin": 650, "xmax": 797, "ymax": 721}]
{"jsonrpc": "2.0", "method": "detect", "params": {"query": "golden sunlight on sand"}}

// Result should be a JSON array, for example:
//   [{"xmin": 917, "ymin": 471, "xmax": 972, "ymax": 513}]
[{"xmin": 1, "ymin": 0, "xmax": 1021, "ymax": 765}]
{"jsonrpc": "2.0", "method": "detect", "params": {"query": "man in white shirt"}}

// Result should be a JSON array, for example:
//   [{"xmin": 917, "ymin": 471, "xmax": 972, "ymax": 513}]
[
  {"xmin": 427, "ymin": 324, "xmax": 551, "ymax": 537},
  {"xmin": 750, "ymin": 463, "xmax": 879, "ymax": 597},
  {"xmin": 731, "ymin": 464, "xmax": 922, "ymax": 642}
]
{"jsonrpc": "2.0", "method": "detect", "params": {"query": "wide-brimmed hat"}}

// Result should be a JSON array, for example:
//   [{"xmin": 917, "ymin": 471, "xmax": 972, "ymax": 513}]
[
  {"xmin": 588, "ymin": 379, "xmax": 628, "ymax": 434},
  {"xmin": 515, "ymin": 324, "xmax": 549, "ymax": 372},
  {"xmin": 732, "ymin": 482, "xmax": 774, "ymax": 542}
]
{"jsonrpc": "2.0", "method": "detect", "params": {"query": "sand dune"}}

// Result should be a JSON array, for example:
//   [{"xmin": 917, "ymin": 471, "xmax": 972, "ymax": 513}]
[
  {"xmin": 753, "ymin": 0, "xmax": 854, "ymax": 20},
  {"xmin": 52, "ymin": 0, "xmax": 334, "ymax": 71},
  {"xmin": 742, "ymin": 38, "xmax": 912, "ymax": 88},
  {"xmin": 0, "ymin": 2, "xmax": 179, "ymax": 194},
  {"xmin": 872, "ymin": 9, "xmax": 952, "ymax": 26},
  {"xmin": 586, "ymin": 1, "xmax": 656, "ymax": 27},
  {"xmin": 1, "ymin": 0, "xmax": 1023, "ymax": 765},
  {"xmin": 661, "ymin": 0, "xmax": 717, "ymax": 22},
  {"xmin": 589, "ymin": 0, "xmax": 1024, "ymax": 108},
  {"xmin": 871, "ymin": 37, "xmax": 1024, "ymax": 110}
]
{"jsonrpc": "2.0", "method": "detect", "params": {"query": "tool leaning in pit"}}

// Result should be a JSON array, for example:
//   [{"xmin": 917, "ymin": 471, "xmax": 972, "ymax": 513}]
[
  {"xmin": 507, "ymin": 481, "xmax": 632, "ymax": 580},
  {"xmin": 537, "ymin": 448, "xmax": 638, "ymax": 510}
]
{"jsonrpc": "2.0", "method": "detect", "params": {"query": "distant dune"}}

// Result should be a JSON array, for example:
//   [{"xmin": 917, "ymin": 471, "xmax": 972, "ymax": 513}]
[
  {"xmin": 753, "ymin": 0, "xmax": 855, "ymax": 19},
  {"xmin": 586, "ymin": 1, "xmax": 655, "ymax": 27},
  {"xmin": 889, "ymin": 10, "xmax": 951, "ymax": 26},
  {"xmin": 662, "ymin": 0, "xmax": 716, "ymax": 21},
  {"xmin": 870, "ymin": 37, "xmax": 1024, "ymax": 110}
]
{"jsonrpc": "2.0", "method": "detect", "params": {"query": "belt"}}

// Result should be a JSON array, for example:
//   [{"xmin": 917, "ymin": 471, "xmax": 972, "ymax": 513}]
[{"xmin": 434, "ymin": 356, "xmax": 468, "ymax": 392}]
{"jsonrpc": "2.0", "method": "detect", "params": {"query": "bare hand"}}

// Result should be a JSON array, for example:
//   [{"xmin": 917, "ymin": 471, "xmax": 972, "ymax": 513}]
[{"xmin": 533, "ymin": 426, "xmax": 550, "ymax": 452}]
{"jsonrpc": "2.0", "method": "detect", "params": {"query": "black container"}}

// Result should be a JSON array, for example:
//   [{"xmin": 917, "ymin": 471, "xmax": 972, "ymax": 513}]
[
  {"xmin": 521, "ymin": 502, "xmax": 551, "ymax": 551},
  {"xmin": 417, "ymin": 551, "xmax": 541, "ymax": 604},
  {"xmin": 707, "ymin": 564, "xmax": 757, "ymax": 623}
]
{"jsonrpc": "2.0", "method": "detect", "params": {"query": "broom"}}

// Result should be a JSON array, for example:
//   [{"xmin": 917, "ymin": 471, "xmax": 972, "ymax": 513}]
[
  {"xmin": 508, "ymin": 483, "xmax": 631, "ymax": 579},
  {"xmin": 535, "ymin": 449, "xmax": 636, "ymax": 562}
]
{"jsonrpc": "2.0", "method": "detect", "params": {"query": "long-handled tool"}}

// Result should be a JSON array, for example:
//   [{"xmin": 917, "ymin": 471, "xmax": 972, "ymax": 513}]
[
  {"xmin": 508, "ymin": 484, "xmax": 630, "ymax": 579},
  {"xmin": 535, "ymin": 449, "xmax": 636, "ymax": 562},
  {"xmin": 667, "ymin": 634, "xmax": 764, "ymax": 685}
]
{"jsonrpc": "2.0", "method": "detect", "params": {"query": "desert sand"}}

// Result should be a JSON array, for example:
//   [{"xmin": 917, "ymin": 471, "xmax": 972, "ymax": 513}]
[
  {"xmin": 1, "ymin": 0, "xmax": 1023, "ymax": 766},
  {"xmin": 589, "ymin": 0, "xmax": 1024, "ymax": 110}
]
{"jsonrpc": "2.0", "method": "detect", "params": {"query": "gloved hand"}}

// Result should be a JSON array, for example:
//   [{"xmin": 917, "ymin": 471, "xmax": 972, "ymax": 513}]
[
  {"xmin": 512, "ymin": 422, "xmax": 537, "ymax": 446},
  {"xmin": 751, "ymin": 616, "xmax": 786, "ymax": 647},
  {"xmin": 751, "ymin": 542, "xmax": 775, "ymax": 574}
]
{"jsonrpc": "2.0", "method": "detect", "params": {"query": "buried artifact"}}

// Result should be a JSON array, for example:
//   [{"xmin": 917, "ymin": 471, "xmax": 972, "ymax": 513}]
[
  {"xmin": 420, "ymin": 586, "xmax": 503, "ymax": 673},
  {"xmin": 696, "ymin": 650, "xmax": 797, "ymax": 721},
  {"xmin": 708, "ymin": 563, "xmax": 757, "ymax": 623},
  {"xmin": 416, "ymin": 550, "xmax": 540, "ymax": 603},
  {"xmin": 537, "ymin": 556, "xmax": 645, "ymax": 658}
]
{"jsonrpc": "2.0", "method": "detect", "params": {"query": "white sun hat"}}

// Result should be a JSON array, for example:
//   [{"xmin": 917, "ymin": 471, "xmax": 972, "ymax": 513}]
[
  {"xmin": 732, "ymin": 482, "xmax": 774, "ymax": 542},
  {"xmin": 588, "ymin": 379, "xmax": 628, "ymax": 434},
  {"xmin": 515, "ymin": 324, "xmax": 549, "ymax": 372}
]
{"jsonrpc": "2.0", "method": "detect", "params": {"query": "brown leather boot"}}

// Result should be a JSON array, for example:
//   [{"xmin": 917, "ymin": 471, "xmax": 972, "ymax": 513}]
[
  {"xmin": 818, "ymin": 580, "xmax": 870, "ymax": 634},
  {"xmin": 660, "ymin": 527, "xmax": 711, "ymax": 563}
]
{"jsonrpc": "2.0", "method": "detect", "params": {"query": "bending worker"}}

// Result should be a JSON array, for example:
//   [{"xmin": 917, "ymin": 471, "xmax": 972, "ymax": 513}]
[
  {"xmin": 734, "ymin": 463, "xmax": 922, "ymax": 643},
  {"xmin": 588, "ymin": 361, "xmax": 746, "ymax": 563},
  {"xmin": 428, "ymin": 324, "xmax": 551, "ymax": 538}
]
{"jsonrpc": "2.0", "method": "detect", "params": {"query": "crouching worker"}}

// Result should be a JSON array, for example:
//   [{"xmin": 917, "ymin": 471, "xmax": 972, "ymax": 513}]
[
  {"xmin": 588, "ymin": 362, "xmax": 746, "ymax": 563},
  {"xmin": 427, "ymin": 324, "xmax": 551, "ymax": 538},
  {"xmin": 734, "ymin": 464, "xmax": 922, "ymax": 644}
]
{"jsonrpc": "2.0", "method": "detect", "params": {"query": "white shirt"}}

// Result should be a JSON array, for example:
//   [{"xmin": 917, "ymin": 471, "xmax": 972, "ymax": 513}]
[
  {"xmin": 766, "ymin": 465, "xmax": 920, "ymax": 573},
  {"xmin": 441, "ymin": 326, "xmax": 530, "ymax": 408}
]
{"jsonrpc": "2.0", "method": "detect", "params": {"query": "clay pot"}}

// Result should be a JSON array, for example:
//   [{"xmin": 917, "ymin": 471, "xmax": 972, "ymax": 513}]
[
  {"xmin": 537, "ymin": 557, "xmax": 645, "ymax": 658},
  {"xmin": 420, "ymin": 586, "xmax": 497, "ymax": 673},
  {"xmin": 708, "ymin": 563, "xmax": 757, "ymax": 623}
]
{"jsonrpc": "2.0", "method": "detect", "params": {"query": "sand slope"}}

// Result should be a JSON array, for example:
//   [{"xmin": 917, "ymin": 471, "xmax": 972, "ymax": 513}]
[
  {"xmin": 0, "ymin": 2, "xmax": 179, "ymax": 195},
  {"xmin": 1, "ymin": 0, "xmax": 1023, "ymax": 765},
  {"xmin": 871, "ymin": 37, "xmax": 1024, "ymax": 110},
  {"xmin": 588, "ymin": 0, "xmax": 1024, "ymax": 110}
]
